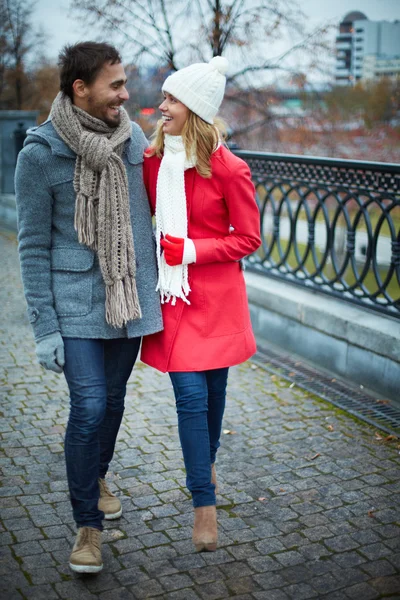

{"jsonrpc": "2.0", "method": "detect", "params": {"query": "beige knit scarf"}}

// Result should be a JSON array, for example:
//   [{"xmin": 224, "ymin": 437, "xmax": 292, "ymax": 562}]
[{"xmin": 50, "ymin": 92, "xmax": 141, "ymax": 328}]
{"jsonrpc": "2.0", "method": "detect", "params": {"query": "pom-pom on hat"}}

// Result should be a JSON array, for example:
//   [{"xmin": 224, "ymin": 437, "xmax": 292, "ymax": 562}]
[{"xmin": 162, "ymin": 56, "xmax": 228, "ymax": 124}]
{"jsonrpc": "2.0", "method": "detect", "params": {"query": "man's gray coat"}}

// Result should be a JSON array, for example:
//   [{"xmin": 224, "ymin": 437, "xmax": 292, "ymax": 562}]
[{"xmin": 15, "ymin": 119, "xmax": 163, "ymax": 341}]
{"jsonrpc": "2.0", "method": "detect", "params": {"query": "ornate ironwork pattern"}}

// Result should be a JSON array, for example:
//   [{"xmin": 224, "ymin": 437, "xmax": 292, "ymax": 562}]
[{"xmin": 235, "ymin": 151, "xmax": 400, "ymax": 318}]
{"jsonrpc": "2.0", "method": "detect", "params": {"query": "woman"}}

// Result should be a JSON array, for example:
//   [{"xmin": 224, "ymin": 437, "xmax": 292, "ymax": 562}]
[{"xmin": 141, "ymin": 56, "xmax": 261, "ymax": 552}]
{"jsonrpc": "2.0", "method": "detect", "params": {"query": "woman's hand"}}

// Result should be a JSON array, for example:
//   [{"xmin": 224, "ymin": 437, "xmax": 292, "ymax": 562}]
[{"xmin": 161, "ymin": 234, "xmax": 196, "ymax": 266}]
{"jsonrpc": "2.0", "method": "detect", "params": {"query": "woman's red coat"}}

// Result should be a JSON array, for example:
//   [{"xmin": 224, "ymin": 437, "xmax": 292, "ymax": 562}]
[{"xmin": 140, "ymin": 145, "xmax": 261, "ymax": 372}]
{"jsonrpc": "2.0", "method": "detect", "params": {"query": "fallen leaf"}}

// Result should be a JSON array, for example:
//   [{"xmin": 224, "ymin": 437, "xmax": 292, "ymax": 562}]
[
  {"xmin": 310, "ymin": 453, "xmax": 320, "ymax": 460},
  {"xmin": 223, "ymin": 429, "xmax": 237, "ymax": 435},
  {"xmin": 331, "ymin": 378, "xmax": 336, "ymax": 382},
  {"xmin": 383, "ymin": 435, "xmax": 398, "ymax": 442},
  {"xmin": 289, "ymin": 372, "xmax": 295, "ymax": 377},
  {"xmin": 251, "ymin": 364, "xmax": 258, "ymax": 370},
  {"xmin": 270, "ymin": 375, "xmax": 277, "ymax": 381},
  {"xmin": 368, "ymin": 509, "xmax": 376, "ymax": 518},
  {"xmin": 327, "ymin": 425, "xmax": 334, "ymax": 431},
  {"xmin": 279, "ymin": 488, "xmax": 286, "ymax": 492},
  {"xmin": 110, "ymin": 530, "xmax": 124, "ymax": 539},
  {"xmin": 295, "ymin": 362, "xmax": 301, "ymax": 366},
  {"xmin": 374, "ymin": 432, "xmax": 383, "ymax": 440},
  {"xmin": 289, "ymin": 382, "xmax": 295, "ymax": 389},
  {"xmin": 258, "ymin": 497, "xmax": 267, "ymax": 501},
  {"xmin": 376, "ymin": 399, "xmax": 390, "ymax": 405}
]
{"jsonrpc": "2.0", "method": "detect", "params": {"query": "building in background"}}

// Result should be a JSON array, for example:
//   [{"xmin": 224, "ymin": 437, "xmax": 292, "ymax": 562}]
[{"xmin": 335, "ymin": 11, "xmax": 400, "ymax": 85}]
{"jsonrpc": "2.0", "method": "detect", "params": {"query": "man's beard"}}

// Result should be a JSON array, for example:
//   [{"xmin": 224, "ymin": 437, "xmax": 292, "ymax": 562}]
[{"xmin": 87, "ymin": 96, "xmax": 121, "ymax": 128}]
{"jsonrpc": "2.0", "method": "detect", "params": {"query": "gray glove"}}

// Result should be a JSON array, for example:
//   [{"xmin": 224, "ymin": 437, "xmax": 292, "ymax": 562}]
[{"xmin": 36, "ymin": 332, "xmax": 65, "ymax": 373}]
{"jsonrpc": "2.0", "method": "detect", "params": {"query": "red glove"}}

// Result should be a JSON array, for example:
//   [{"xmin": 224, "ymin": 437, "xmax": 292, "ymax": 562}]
[{"xmin": 160, "ymin": 234, "xmax": 184, "ymax": 266}]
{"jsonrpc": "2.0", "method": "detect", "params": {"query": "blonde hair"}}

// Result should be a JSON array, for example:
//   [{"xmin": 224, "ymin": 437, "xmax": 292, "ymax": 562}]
[{"xmin": 146, "ymin": 112, "xmax": 227, "ymax": 178}]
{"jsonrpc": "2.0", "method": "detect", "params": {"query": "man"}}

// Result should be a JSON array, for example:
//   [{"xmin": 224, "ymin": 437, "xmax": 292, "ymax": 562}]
[{"xmin": 15, "ymin": 42, "xmax": 162, "ymax": 573}]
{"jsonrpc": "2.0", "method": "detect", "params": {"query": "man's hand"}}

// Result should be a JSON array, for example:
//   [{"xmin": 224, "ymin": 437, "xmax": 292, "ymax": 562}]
[{"xmin": 36, "ymin": 332, "xmax": 65, "ymax": 373}]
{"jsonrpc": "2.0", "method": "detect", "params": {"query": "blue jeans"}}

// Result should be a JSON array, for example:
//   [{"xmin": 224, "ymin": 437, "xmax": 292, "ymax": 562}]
[
  {"xmin": 63, "ymin": 337, "xmax": 140, "ymax": 530},
  {"xmin": 169, "ymin": 368, "xmax": 229, "ymax": 508}
]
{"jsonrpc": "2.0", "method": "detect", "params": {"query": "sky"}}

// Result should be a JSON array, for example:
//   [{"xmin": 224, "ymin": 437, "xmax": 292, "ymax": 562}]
[{"xmin": 33, "ymin": 0, "xmax": 400, "ymax": 63}]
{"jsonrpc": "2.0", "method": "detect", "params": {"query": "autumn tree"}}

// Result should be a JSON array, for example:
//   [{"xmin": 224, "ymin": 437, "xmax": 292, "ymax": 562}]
[{"xmin": 0, "ymin": 0, "xmax": 45, "ymax": 109}]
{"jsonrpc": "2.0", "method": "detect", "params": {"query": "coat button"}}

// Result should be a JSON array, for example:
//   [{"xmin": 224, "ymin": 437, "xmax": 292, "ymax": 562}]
[{"xmin": 28, "ymin": 308, "xmax": 39, "ymax": 323}]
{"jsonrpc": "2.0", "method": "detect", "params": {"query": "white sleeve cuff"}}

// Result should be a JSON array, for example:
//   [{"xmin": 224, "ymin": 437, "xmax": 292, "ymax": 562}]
[{"xmin": 182, "ymin": 238, "xmax": 197, "ymax": 265}]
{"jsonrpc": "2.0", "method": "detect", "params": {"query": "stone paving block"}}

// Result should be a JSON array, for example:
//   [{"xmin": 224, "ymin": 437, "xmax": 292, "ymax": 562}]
[
  {"xmin": 325, "ymin": 533, "xmax": 360, "ymax": 552},
  {"xmin": 158, "ymin": 572, "xmax": 194, "ymax": 592},
  {"xmin": 253, "ymin": 590, "xmax": 290, "ymax": 600},
  {"xmin": 30, "ymin": 567, "xmax": 63, "ymax": 585},
  {"xmin": 171, "ymin": 554, "xmax": 206, "ymax": 571},
  {"xmin": 256, "ymin": 537, "xmax": 285, "ymax": 555},
  {"xmin": 114, "ymin": 566, "xmax": 149, "ymax": 586},
  {"xmin": 0, "ymin": 532, "xmax": 14, "ymax": 545},
  {"xmin": 20, "ymin": 583, "xmax": 61, "ymax": 599},
  {"xmin": 247, "ymin": 555, "xmax": 282, "ymax": 573},
  {"xmin": 12, "ymin": 540, "xmax": 44, "ymax": 557},
  {"xmin": 98, "ymin": 588, "xmax": 136, "ymax": 600},
  {"xmin": 194, "ymin": 579, "xmax": 230, "ymax": 600},
  {"xmin": 224, "ymin": 575, "xmax": 262, "ymax": 594},
  {"xmin": 274, "ymin": 550, "xmax": 305, "ymax": 567},
  {"xmin": 279, "ymin": 564, "xmax": 311, "ymax": 584},
  {"xmin": 165, "ymin": 525, "xmax": 191, "ymax": 541},
  {"xmin": 144, "ymin": 545, "xmax": 178, "ymax": 561},
  {"xmin": 162, "ymin": 589, "xmax": 201, "ymax": 600},
  {"xmin": 188, "ymin": 566, "xmax": 223, "ymax": 585},
  {"xmin": 361, "ymin": 559, "xmax": 398, "ymax": 578},
  {"xmin": 358, "ymin": 542, "xmax": 394, "ymax": 560},
  {"xmin": 385, "ymin": 535, "xmax": 400, "ymax": 551},
  {"xmin": 130, "ymin": 579, "xmax": 165, "ymax": 598},
  {"xmin": 344, "ymin": 581, "xmax": 381, "ymax": 599},
  {"xmin": 0, "ymin": 588, "xmax": 30, "ymax": 600},
  {"xmin": 284, "ymin": 582, "xmax": 319, "ymax": 599},
  {"xmin": 302, "ymin": 525, "xmax": 333, "ymax": 542},
  {"xmin": 310, "ymin": 572, "xmax": 343, "ymax": 595}
]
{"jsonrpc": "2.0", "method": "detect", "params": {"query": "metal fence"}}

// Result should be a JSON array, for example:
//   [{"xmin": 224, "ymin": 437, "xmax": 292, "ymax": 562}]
[{"xmin": 236, "ymin": 151, "xmax": 400, "ymax": 319}]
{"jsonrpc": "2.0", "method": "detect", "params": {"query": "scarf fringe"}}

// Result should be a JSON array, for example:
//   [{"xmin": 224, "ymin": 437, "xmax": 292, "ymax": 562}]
[
  {"xmin": 106, "ymin": 276, "xmax": 142, "ymax": 329},
  {"xmin": 74, "ymin": 192, "xmax": 97, "ymax": 249}
]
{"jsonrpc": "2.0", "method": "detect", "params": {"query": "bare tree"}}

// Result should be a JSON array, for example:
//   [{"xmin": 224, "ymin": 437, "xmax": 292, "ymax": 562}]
[{"xmin": 69, "ymin": 0, "xmax": 331, "ymax": 139}]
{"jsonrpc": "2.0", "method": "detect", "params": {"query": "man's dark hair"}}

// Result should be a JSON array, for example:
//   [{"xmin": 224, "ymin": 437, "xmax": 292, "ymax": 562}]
[{"xmin": 58, "ymin": 42, "xmax": 122, "ymax": 99}]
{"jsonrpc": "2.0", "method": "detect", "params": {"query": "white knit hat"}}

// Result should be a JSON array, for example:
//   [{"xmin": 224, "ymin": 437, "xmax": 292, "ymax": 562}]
[{"xmin": 162, "ymin": 56, "xmax": 228, "ymax": 124}]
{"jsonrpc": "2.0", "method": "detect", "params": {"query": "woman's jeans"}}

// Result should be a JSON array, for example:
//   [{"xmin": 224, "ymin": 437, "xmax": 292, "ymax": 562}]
[
  {"xmin": 169, "ymin": 368, "xmax": 229, "ymax": 508},
  {"xmin": 63, "ymin": 337, "xmax": 141, "ymax": 530}
]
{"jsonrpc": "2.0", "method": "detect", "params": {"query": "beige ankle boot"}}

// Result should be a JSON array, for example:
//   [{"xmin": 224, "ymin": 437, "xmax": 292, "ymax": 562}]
[{"xmin": 192, "ymin": 505, "xmax": 218, "ymax": 552}]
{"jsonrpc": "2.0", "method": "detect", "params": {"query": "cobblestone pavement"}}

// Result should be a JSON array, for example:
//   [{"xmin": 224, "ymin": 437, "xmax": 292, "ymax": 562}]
[{"xmin": 1, "ymin": 228, "xmax": 399, "ymax": 600}]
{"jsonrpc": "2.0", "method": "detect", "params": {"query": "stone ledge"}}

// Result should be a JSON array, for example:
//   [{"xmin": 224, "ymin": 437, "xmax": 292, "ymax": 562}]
[
  {"xmin": 245, "ymin": 271, "xmax": 400, "ymax": 403},
  {"xmin": 245, "ymin": 271, "xmax": 400, "ymax": 364}
]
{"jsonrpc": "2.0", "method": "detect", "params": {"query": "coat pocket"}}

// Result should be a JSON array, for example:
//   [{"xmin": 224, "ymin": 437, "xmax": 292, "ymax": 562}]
[
  {"xmin": 51, "ymin": 247, "xmax": 95, "ymax": 317},
  {"xmin": 204, "ymin": 262, "xmax": 247, "ymax": 338}
]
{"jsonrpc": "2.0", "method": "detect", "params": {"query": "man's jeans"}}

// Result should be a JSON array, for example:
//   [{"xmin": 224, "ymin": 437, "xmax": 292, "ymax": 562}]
[
  {"xmin": 169, "ymin": 368, "xmax": 229, "ymax": 508},
  {"xmin": 63, "ymin": 337, "xmax": 140, "ymax": 530}
]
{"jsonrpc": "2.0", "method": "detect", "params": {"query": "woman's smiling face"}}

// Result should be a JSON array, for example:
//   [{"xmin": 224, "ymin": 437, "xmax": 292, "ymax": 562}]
[{"xmin": 159, "ymin": 92, "xmax": 190, "ymax": 136}]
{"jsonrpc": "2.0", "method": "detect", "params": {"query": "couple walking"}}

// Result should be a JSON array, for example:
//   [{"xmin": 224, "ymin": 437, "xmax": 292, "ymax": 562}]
[{"xmin": 15, "ymin": 41, "xmax": 261, "ymax": 573}]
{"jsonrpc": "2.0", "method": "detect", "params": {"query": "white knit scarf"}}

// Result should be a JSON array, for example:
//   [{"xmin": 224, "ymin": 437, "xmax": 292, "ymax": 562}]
[{"xmin": 155, "ymin": 135, "xmax": 196, "ymax": 305}]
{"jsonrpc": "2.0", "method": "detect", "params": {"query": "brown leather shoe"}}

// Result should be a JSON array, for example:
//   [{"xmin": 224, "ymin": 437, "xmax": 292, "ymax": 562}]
[
  {"xmin": 211, "ymin": 463, "xmax": 218, "ymax": 494},
  {"xmin": 98, "ymin": 478, "xmax": 122, "ymax": 520},
  {"xmin": 69, "ymin": 527, "xmax": 103, "ymax": 573},
  {"xmin": 192, "ymin": 505, "xmax": 217, "ymax": 552}
]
